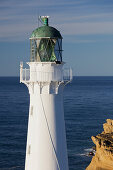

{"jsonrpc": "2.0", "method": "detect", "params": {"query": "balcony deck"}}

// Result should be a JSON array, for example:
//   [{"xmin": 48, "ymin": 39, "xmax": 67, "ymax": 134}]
[{"xmin": 20, "ymin": 68, "xmax": 72, "ymax": 83}]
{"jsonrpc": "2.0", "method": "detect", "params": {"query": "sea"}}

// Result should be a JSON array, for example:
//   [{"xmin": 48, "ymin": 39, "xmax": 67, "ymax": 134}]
[{"xmin": 0, "ymin": 76, "xmax": 113, "ymax": 170}]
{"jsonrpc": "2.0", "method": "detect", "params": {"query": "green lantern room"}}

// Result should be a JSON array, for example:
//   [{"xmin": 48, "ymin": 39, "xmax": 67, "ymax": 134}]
[{"xmin": 30, "ymin": 16, "xmax": 63, "ymax": 63}]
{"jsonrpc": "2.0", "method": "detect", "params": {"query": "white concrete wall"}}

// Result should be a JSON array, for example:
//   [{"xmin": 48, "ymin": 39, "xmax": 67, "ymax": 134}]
[
  {"xmin": 24, "ymin": 63, "xmax": 69, "ymax": 170},
  {"xmin": 28, "ymin": 62, "xmax": 64, "ymax": 82}
]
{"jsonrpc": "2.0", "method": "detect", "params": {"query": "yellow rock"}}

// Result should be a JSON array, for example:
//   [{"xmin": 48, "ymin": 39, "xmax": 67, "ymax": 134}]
[{"xmin": 86, "ymin": 119, "xmax": 113, "ymax": 170}]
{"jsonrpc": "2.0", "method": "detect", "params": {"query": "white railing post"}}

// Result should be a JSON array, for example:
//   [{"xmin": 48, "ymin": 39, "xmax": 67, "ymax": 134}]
[
  {"xmin": 25, "ymin": 68, "xmax": 26, "ymax": 81},
  {"xmin": 29, "ymin": 69, "xmax": 30, "ymax": 81},
  {"xmin": 20, "ymin": 62, "xmax": 23, "ymax": 83},
  {"xmin": 63, "ymin": 67, "xmax": 72, "ymax": 82}
]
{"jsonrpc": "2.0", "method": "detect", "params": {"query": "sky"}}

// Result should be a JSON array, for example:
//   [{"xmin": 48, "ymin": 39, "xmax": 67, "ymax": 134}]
[{"xmin": 0, "ymin": 0, "xmax": 113, "ymax": 76}]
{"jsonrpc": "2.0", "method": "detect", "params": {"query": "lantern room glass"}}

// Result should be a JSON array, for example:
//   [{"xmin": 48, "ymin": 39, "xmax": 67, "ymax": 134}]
[{"xmin": 30, "ymin": 38, "xmax": 62, "ymax": 62}]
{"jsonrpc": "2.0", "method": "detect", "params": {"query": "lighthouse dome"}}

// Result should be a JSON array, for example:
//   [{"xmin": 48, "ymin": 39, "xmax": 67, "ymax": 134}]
[{"xmin": 30, "ymin": 26, "xmax": 62, "ymax": 39}]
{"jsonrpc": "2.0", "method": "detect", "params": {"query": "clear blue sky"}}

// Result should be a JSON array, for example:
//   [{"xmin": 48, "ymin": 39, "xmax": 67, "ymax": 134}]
[{"xmin": 0, "ymin": 0, "xmax": 113, "ymax": 76}]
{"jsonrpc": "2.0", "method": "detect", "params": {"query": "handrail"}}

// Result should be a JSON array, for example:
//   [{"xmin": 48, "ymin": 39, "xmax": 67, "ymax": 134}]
[{"xmin": 20, "ymin": 67, "xmax": 72, "ymax": 83}]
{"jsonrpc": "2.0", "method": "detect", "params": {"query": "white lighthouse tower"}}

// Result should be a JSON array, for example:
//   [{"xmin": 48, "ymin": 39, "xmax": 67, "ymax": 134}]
[{"xmin": 20, "ymin": 16, "xmax": 72, "ymax": 170}]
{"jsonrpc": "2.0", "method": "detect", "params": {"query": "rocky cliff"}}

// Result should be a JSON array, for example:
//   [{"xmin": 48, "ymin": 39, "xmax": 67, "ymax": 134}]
[{"xmin": 86, "ymin": 119, "xmax": 113, "ymax": 170}]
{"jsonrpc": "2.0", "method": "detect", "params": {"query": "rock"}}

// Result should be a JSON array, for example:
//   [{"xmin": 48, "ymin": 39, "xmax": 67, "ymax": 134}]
[
  {"xmin": 106, "ymin": 119, "xmax": 112, "ymax": 125},
  {"xmin": 88, "ymin": 151, "xmax": 95, "ymax": 156},
  {"xmin": 92, "ymin": 146, "xmax": 96, "ymax": 151},
  {"xmin": 86, "ymin": 119, "xmax": 113, "ymax": 170},
  {"xmin": 103, "ymin": 122, "xmax": 113, "ymax": 134}
]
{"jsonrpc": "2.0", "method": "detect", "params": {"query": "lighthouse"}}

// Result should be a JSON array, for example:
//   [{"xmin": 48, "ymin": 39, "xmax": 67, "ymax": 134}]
[{"xmin": 20, "ymin": 16, "xmax": 72, "ymax": 170}]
